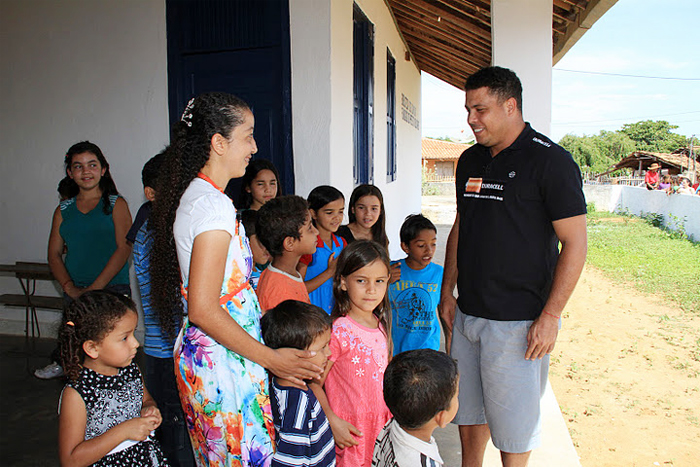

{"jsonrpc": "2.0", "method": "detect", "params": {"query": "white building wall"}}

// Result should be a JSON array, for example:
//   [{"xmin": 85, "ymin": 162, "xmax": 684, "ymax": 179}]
[
  {"xmin": 291, "ymin": 0, "xmax": 423, "ymax": 258},
  {"xmin": 492, "ymin": 0, "xmax": 552, "ymax": 135},
  {"xmin": 0, "ymin": 0, "xmax": 169, "ymax": 334}
]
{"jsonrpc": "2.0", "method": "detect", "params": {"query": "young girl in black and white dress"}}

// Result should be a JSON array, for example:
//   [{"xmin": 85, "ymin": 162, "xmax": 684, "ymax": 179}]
[{"xmin": 57, "ymin": 290, "xmax": 169, "ymax": 467}]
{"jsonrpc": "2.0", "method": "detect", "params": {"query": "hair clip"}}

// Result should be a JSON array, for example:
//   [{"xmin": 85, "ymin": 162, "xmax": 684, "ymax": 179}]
[
  {"xmin": 181, "ymin": 98, "xmax": 195, "ymax": 127},
  {"xmin": 66, "ymin": 321, "xmax": 75, "ymax": 327}
]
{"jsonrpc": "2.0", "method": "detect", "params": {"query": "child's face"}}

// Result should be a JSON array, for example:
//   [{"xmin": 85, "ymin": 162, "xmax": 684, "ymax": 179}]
[
  {"xmin": 307, "ymin": 328, "xmax": 332, "ymax": 380},
  {"xmin": 340, "ymin": 259, "xmax": 389, "ymax": 315},
  {"xmin": 247, "ymin": 169, "xmax": 278, "ymax": 209},
  {"xmin": 89, "ymin": 311, "xmax": 139, "ymax": 375},
  {"xmin": 352, "ymin": 195, "xmax": 381, "ymax": 230},
  {"xmin": 249, "ymin": 233, "xmax": 270, "ymax": 265},
  {"xmin": 293, "ymin": 211, "xmax": 319, "ymax": 255},
  {"xmin": 67, "ymin": 152, "xmax": 105, "ymax": 191},
  {"xmin": 312, "ymin": 198, "xmax": 345, "ymax": 234},
  {"xmin": 401, "ymin": 229, "xmax": 437, "ymax": 269}
]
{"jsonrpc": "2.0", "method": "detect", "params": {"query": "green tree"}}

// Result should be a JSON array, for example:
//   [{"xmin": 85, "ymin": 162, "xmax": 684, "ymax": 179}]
[{"xmin": 619, "ymin": 120, "xmax": 687, "ymax": 153}]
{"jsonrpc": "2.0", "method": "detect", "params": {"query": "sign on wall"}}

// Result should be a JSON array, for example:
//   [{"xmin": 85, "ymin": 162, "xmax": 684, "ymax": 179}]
[{"xmin": 401, "ymin": 93, "xmax": 419, "ymax": 130}]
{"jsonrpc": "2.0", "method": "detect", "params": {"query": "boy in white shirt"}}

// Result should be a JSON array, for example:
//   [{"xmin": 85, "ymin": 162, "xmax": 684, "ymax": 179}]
[{"xmin": 372, "ymin": 349, "xmax": 459, "ymax": 467}]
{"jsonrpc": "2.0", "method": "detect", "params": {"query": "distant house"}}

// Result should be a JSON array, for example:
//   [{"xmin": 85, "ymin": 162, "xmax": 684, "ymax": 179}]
[
  {"xmin": 422, "ymin": 138, "xmax": 471, "ymax": 182},
  {"xmin": 600, "ymin": 150, "xmax": 699, "ymax": 177}
]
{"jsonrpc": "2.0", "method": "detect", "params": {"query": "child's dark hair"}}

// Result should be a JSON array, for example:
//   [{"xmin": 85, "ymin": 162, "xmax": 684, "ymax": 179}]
[
  {"xmin": 332, "ymin": 240, "xmax": 392, "ymax": 354},
  {"xmin": 238, "ymin": 158, "xmax": 282, "ymax": 209},
  {"xmin": 59, "ymin": 141, "xmax": 120, "ymax": 214},
  {"xmin": 348, "ymin": 184, "xmax": 388, "ymax": 248},
  {"xmin": 58, "ymin": 290, "xmax": 137, "ymax": 381},
  {"xmin": 256, "ymin": 195, "xmax": 310, "ymax": 257},
  {"xmin": 465, "ymin": 66, "xmax": 523, "ymax": 112},
  {"xmin": 261, "ymin": 300, "xmax": 332, "ymax": 351},
  {"xmin": 383, "ymin": 349, "xmax": 458, "ymax": 429},
  {"xmin": 151, "ymin": 92, "xmax": 251, "ymax": 338},
  {"xmin": 240, "ymin": 208, "xmax": 259, "ymax": 237},
  {"xmin": 399, "ymin": 214, "xmax": 437, "ymax": 245},
  {"xmin": 308, "ymin": 185, "xmax": 345, "ymax": 213},
  {"xmin": 142, "ymin": 148, "xmax": 168, "ymax": 190}
]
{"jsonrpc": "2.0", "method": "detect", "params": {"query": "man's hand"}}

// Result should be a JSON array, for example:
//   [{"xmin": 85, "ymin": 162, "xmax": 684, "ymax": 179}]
[
  {"xmin": 439, "ymin": 294, "xmax": 457, "ymax": 353},
  {"xmin": 525, "ymin": 313, "xmax": 559, "ymax": 360}
]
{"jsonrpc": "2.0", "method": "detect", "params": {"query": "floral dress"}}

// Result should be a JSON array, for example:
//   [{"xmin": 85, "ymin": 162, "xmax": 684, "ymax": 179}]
[
  {"xmin": 324, "ymin": 316, "xmax": 392, "ymax": 467},
  {"xmin": 174, "ymin": 175, "xmax": 274, "ymax": 467}
]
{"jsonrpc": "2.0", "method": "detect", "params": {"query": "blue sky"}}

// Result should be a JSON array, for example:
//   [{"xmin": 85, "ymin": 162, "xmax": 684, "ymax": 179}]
[{"xmin": 421, "ymin": 0, "xmax": 700, "ymax": 143}]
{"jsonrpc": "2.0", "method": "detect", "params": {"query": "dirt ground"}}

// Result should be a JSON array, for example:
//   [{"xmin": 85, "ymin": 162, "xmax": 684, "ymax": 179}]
[{"xmin": 550, "ymin": 266, "xmax": 700, "ymax": 466}]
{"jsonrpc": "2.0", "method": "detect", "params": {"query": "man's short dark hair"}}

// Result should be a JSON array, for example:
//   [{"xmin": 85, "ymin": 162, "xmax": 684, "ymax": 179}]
[
  {"xmin": 383, "ymin": 349, "xmax": 459, "ymax": 429},
  {"xmin": 465, "ymin": 66, "xmax": 522, "ymax": 112},
  {"xmin": 256, "ymin": 195, "xmax": 309, "ymax": 257},
  {"xmin": 142, "ymin": 148, "xmax": 168, "ymax": 189},
  {"xmin": 261, "ymin": 300, "xmax": 332, "ymax": 350},
  {"xmin": 400, "ymin": 214, "xmax": 437, "ymax": 245}
]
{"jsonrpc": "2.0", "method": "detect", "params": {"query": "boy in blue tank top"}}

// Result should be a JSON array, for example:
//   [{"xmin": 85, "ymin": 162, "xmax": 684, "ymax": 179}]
[{"xmin": 388, "ymin": 215, "xmax": 444, "ymax": 356}]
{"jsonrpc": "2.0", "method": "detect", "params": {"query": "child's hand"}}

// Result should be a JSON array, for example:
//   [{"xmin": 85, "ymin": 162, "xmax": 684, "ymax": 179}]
[
  {"xmin": 389, "ymin": 262, "xmax": 401, "ymax": 284},
  {"xmin": 140, "ymin": 406, "xmax": 162, "ymax": 428},
  {"xmin": 120, "ymin": 415, "xmax": 160, "ymax": 441},
  {"xmin": 327, "ymin": 252, "xmax": 338, "ymax": 274},
  {"xmin": 328, "ymin": 414, "xmax": 362, "ymax": 449},
  {"xmin": 64, "ymin": 283, "xmax": 85, "ymax": 299}
]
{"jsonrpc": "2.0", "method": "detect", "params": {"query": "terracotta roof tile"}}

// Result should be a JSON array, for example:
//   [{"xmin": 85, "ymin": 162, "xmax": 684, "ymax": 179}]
[{"xmin": 422, "ymin": 138, "xmax": 471, "ymax": 160}]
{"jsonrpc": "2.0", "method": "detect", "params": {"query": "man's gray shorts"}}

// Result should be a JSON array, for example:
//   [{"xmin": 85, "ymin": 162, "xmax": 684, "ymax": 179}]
[{"xmin": 450, "ymin": 308, "xmax": 549, "ymax": 453}]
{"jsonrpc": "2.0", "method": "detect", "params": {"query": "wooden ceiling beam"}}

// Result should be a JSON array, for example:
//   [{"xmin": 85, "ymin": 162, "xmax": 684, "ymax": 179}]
[
  {"xmin": 427, "ymin": 0, "xmax": 491, "ymax": 29},
  {"xmin": 402, "ymin": 28, "xmax": 487, "ymax": 72},
  {"xmin": 390, "ymin": 0, "xmax": 491, "ymax": 42},
  {"xmin": 391, "ymin": 6, "xmax": 491, "ymax": 60}
]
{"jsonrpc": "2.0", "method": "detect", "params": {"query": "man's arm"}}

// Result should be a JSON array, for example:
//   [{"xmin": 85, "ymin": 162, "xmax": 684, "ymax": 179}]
[
  {"xmin": 525, "ymin": 214, "xmax": 587, "ymax": 360},
  {"xmin": 438, "ymin": 212, "xmax": 460, "ymax": 352}
]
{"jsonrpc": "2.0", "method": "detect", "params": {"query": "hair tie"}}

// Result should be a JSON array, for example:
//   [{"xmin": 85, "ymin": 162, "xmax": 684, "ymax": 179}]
[
  {"xmin": 66, "ymin": 321, "xmax": 75, "ymax": 327},
  {"xmin": 181, "ymin": 98, "xmax": 195, "ymax": 127}
]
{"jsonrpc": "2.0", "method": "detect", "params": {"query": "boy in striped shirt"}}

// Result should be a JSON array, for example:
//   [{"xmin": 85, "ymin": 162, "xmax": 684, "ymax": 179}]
[{"xmin": 261, "ymin": 300, "xmax": 336, "ymax": 467}]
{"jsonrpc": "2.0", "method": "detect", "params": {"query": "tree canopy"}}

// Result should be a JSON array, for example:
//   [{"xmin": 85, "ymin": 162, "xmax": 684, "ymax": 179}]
[{"xmin": 559, "ymin": 120, "xmax": 688, "ymax": 175}]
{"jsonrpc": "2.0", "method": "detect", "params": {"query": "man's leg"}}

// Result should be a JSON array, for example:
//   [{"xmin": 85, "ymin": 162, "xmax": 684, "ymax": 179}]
[
  {"xmin": 501, "ymin": 451, "xmax": 531, "ymax": 467},
  {"xmin": 459, "ymin": 424, "xmax": 491, "ymax": 467}
]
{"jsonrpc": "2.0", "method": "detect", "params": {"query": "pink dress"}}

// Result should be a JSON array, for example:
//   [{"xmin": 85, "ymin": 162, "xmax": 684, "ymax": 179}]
[{"xmin": 325, "ymin": 316, "xmax": 392, "ymax": 467}]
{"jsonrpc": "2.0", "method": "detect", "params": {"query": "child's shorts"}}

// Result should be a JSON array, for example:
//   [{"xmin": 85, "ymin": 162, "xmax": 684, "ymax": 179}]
[{"xmin": 450, "ymin": 308, "xmax": 549, "ymax": 453}]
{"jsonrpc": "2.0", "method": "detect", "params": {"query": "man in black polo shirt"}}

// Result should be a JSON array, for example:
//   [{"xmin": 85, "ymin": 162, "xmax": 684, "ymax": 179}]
[{"xmin": 439, "ymin": 66, "xmax": 587, "ymax": 467}]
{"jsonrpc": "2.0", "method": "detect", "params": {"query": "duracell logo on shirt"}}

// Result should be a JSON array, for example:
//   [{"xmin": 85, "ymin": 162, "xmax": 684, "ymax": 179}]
[{"xmin": 464, "ymin": 177, "xmax": 504, "ymax": 201}]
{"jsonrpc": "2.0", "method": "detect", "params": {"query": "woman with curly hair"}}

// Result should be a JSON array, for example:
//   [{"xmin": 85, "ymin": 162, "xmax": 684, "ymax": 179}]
[{"xmin": 150, "ymin": 92, "xmax": 322, "ymax": 466}]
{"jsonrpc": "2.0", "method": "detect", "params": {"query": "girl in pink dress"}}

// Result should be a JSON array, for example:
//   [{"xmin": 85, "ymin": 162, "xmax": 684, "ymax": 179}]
[{"xmin": 310, "ymin": 240, "xmax": 393, "ymax": 467}]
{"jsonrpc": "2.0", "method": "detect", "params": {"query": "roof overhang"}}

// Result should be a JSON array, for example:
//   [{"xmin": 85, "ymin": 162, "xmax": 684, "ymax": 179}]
[{"xmin": 386, "ymin": 0, "xmax": 619, "ymax": 90}]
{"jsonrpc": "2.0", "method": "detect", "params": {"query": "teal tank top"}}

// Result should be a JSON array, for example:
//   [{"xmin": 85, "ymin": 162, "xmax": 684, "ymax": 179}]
[{"xmin": 59, "ymin": 195, "xmax": 130, "ymax": 287}]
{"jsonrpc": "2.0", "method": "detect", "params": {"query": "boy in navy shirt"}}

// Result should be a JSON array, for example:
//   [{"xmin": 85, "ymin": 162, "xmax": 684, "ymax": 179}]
[
  {"xmin": 261, "ymin": 300, "xmax": 336, "ymax": 467},
  {"xmin": 388, "ymin": 214, "xmax": 444, "ymax": 355}
]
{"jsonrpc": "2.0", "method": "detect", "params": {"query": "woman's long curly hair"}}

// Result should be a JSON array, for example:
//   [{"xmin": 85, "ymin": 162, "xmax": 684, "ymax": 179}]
[
  {"xmin": 331, "ymin": 240, "xmax": 393, "ymax": 356},
  {"xmin": 59, "ymin": 141, "xmax": 120, "ymax": 214},
  {"xmin": 58, "ymin": 290, "xmax": 137, "ymax": 381},
  {"xmin": 348, "ymin": 184, "xmax": 389, "ymax": 249},
  {"xmin": 150, "ymin": 92, "xmax": 251, "ymax": 338}
]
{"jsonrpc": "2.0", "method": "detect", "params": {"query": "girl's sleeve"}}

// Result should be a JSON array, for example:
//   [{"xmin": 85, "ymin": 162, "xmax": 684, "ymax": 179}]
[
  {"xmin": 328, "ymin": 321, "xmax": 344, "ymax": 363},
  {"xmin": 190, "ymin": 194, "xmax": 236, "ymax": 239}
]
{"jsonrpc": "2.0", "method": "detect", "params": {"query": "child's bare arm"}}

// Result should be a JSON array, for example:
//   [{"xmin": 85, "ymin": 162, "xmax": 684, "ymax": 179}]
[
  {"xmin": 303, "ymin": 253, "xmax": 337, "ymax": 293},
  {"xmin": 140, "ymin": 381, "xmax": 162, "ymax": 428},
  {"xmin": 309, "ymin": 362, "xmax": 362, "ymax": 449},
  {"xmin": 59, "ymin": 387, "xmax": 159, "ymax": 467}
]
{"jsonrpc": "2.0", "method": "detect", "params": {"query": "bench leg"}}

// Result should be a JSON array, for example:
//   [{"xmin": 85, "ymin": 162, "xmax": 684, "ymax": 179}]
[{"xmin": 18, "ymin": 278, "xmax": 41, "ymax": 339}]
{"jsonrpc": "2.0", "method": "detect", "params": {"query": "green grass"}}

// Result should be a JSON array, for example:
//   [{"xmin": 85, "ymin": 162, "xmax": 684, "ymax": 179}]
[{"xmin": 586, "ymin": 211, "xmax": 700, "ymax": 314}]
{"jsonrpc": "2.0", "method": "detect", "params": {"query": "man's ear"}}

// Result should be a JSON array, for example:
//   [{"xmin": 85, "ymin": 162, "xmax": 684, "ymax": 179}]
[
  {"xmin": 210, "ymin": 133, "xmax": 227, "ymax": 156},
  {"xmin": 83, "ymin": 340, "xmax": 99, "ymax": 360},
  {"xmin": 505, "ymin": 97, "xmax": 518, "ymax": 116}
]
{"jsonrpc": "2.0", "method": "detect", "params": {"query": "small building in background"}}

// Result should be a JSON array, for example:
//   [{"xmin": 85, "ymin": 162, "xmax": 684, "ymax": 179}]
[{"xmin": 421, "ymin": 138, "xmax": 471, "ymax": 182}]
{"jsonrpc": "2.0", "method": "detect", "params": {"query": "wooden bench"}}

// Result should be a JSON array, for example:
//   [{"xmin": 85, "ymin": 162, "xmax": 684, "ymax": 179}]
[{"xmin": 0, "ymin": 262, "xmax": 63, "ymax": 338}]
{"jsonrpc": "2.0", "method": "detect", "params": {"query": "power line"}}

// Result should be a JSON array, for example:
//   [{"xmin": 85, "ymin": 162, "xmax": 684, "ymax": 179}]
[
  {"xmin": 554, "ymin": 68, "xmax": 700, "ymax": 81},
  {"xmin": 554, "ymin": 110, "xmax": 700, "ymax": 126}
]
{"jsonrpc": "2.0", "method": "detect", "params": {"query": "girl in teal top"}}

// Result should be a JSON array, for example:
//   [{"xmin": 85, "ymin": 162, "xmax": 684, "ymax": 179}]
[{"xmin": 48, "ymin": 141, "xmax": 132, "ymax": 298}]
